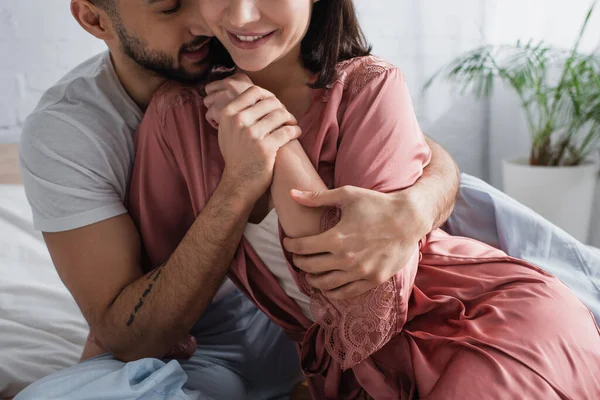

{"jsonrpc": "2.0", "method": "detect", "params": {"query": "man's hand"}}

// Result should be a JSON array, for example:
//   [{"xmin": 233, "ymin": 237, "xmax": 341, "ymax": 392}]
[
  {"xmin": 218, "ymin": 86, "xmax": 302, "ymax": 202},
  {"xmin": 283, "ymin": 136, "xmax": 459, "ymax": 301},
  {"xmin": 283, "ymin": 186, "xmax": 432, "ymax": 300}
]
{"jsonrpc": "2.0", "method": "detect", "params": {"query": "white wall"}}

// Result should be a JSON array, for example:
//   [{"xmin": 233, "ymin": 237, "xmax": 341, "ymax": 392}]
[
  {"xmin": 357, "ymin": 0, "xmax": 600, "ymax": 246},
  {"xmin": 0, "ymin": 0, "xmax": 598, "ymax": 244},
  {"xmin": 0, "ymin": 0, "xmax": 106, "ymax": 143},
  {"xmin": 355, "ymin": 0, "xmax": 490, "ymax": 179},
  {"xmin": 481, "ymin": 0, "xmax": 600, "ymax": 245}
]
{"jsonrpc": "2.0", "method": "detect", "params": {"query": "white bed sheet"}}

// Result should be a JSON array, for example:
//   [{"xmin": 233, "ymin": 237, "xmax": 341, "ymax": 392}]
[{"xmin": 0, "ymin": 185, "xmax": 88, "ymax": 398}]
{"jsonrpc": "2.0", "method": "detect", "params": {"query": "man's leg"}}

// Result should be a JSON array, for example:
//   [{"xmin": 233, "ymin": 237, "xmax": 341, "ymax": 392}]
[
  {"xmin": 183, "ymin": 289, "xmax": 303, "ymax": 400},
  {"xmin": 15, "ymin": 290, "xmax": 302, "ymax": 400}
]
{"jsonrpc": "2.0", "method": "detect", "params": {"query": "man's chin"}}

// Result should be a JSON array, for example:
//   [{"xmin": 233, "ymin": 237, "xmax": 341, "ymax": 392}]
[
  {"xmin": 159, "ymin": 66, "xmax": 211, "ymax": 84},
  {"xmin": 171, "ymin": 60, "xmax": 211, "ymax": 83}
]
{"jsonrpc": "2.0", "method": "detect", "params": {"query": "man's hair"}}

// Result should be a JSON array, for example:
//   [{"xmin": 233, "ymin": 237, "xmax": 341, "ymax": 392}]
[{"xmin": 210, "ymin": 0, "xmax": 372, "ymax": 89}]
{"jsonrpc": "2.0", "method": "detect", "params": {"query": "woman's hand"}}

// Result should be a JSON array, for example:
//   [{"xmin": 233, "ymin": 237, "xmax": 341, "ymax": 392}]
[
  {"xmin": 217, "ymin": 86, "xmax": 302, "ymax": 202},
  {"xmin": 204, "ymin": 72, "xmax": 254, "ymax": 128}
]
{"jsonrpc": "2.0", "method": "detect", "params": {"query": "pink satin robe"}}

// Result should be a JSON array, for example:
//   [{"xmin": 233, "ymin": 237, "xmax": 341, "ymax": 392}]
[{"xmin": 128, "ymin": 56, "xmax": 600, "ymax": 399}]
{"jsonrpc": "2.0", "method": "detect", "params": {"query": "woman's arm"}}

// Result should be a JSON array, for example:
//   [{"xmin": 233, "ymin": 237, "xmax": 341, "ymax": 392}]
[
  {"xmin": 271, "ymin": 137, "xmax": 459, "ymax": 253},
  {"xmin": 271, "ymin": 140, "xmax": 326, "ymax": 238},
  {"xmin": 274, "ymin": 61, "xmax": 430, "ymax": 370},
  {"xmin": 280, "ymin": 136, "xmax": 459, "ymax": 300},
  {"xmin": 204, "ymin": 72, "xmax": 459, "ymax": 302},
  {"xmin": 274, "ymin": 63, "xmax": 432, "ymax": 292}
]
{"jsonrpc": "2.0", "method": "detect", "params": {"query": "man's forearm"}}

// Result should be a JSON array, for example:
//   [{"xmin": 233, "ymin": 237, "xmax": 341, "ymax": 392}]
[
  {"xmin": 394, "ymin": 137, "xmax": 459, "ymax": 236},
  {"xmin": 98, "ymin": 177, "xmax": 253, "ymax": 361}
]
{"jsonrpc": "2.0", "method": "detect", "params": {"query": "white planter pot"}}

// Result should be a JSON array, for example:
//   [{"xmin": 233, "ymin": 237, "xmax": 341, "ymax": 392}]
[{"xmin": 502, "ymin": 158, "xmax": 598, "ymax": 243}]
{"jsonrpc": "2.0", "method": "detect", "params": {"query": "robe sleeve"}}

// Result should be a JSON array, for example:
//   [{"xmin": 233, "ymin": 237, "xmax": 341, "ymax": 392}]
[
  {"xmin": 335, "ymin": 66, "xmax": 431, "ymax": 191},
  {"xmin": 312, "ymin": 65, "xmax": 431, "ymax": 370},
  {"xmin": 128, "ymin": 86, "xmax": 200, "ymax": 270}
]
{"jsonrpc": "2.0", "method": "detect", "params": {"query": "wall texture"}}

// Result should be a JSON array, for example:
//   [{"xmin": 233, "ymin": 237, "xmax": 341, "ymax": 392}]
[{"xmin": 0, "ymin": 0, "xmax": 106, "ymax": 143}]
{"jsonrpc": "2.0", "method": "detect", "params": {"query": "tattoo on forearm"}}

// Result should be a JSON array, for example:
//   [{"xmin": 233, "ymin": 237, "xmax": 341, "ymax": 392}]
[
  {"xmin": 126, "ymin": 264, "xmax": 165, "ymax": 327},
  {"xmin": 146, "ymin": 267, "xmax": 161, "ymax": 280}
]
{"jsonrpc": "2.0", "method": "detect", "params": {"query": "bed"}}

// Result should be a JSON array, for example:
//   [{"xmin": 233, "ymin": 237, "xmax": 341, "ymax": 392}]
[
  {"xmin": 1, "ymin": 143, "xmax": 598, "ymax": 399},
  {"xmin": 0, "ymin": 144, "xmax": 89, "ymax": 398}
]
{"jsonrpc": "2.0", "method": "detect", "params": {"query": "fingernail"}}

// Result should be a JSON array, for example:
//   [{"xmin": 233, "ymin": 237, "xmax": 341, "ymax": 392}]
[{"xmin": 291, "ymin": 189, "xmax": 305, "ymax": 196}]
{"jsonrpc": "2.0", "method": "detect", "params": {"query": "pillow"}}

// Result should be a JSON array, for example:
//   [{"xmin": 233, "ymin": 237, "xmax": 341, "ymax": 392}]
[{"xmin": 0, "ymin": 185, "xmax": 88, "ymax": 398}]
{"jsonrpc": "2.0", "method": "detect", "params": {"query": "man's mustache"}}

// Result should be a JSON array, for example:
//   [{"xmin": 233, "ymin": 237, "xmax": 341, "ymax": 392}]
[{"xmin": 180, "ymin": 36, "xmax": 213, "ymax": 53}]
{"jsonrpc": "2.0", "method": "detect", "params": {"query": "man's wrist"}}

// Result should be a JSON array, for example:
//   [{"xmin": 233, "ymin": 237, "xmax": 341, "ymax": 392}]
[
  {"xmin": 216, "ymin": 172, "xmax": 257, "ymax": 216},
  {"xmin": 393, "ymin": 185, "xmax": 435, "ymax": 239}
]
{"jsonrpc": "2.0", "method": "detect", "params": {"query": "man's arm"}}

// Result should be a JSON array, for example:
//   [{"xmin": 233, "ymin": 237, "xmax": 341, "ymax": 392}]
[
  {"xmin": 408, "ymin": 136, "xmax": 460, "ymax": 232},
  {"xmin": 284, "ymin": 136, "xmax": 460, "ymax": 299},
  {"xmin": 44, "ymin": 176, "xmax": 253, "ymax": 362},
  {"xmin": 20, "ymin": 87, "xmax": 298, "ymax": 362}
]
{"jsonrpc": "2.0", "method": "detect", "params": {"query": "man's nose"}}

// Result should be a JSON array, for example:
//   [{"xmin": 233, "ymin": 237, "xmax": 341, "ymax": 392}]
[{"xmin": 187, "ymin": 1, "xmax": 212, "ymax": 37}]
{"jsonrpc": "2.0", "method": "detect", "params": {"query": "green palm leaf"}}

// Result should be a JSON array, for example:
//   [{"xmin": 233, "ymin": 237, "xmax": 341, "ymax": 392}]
[{"xmin": 425, "ymin": 1, "xmax": 600, "ymax": 166}]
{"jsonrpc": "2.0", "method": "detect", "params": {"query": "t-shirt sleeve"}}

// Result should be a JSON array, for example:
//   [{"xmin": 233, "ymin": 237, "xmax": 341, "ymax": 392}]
[{"xmin": 19, "ymin": 112, "xmax": 127, "ymax": 232}]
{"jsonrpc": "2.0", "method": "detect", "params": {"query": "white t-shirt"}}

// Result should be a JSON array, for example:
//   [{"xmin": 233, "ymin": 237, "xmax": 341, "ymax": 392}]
[
  {"xmin": 19, "ymin": 51, "xmax": 235, "ymax": 301},
  {"xmin": 20, "ymin": 51, "xmax": 142, "ymax": 231}
]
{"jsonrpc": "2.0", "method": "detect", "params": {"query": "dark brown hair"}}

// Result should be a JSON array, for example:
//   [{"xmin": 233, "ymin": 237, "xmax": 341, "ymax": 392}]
[{"xmin": 210, "ymin": 0, "xmax": 372, "ymax": 88}]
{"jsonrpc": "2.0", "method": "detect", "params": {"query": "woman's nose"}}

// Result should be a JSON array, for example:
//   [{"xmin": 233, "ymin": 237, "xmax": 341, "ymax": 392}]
[{"xmin": 226, "ymin": 0, "xmax": 260, "ymax": 28}]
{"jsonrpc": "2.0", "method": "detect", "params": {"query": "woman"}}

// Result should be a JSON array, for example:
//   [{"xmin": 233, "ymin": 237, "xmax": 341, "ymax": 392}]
[{"xmin": 128, "ymin": 0, "xmax": 600, "ymax": 398}]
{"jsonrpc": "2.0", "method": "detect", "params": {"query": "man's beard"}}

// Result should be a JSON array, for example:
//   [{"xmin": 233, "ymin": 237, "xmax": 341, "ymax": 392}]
[{"xmin": 114, "ymin": 20, "xmax": 211, "ymax": 84}]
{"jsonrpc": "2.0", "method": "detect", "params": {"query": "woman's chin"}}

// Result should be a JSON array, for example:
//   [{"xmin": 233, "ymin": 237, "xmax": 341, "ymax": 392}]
[
  {"xmin": 235, "ymin": 62, "xmax": 271, "ymax": 73},
  {"xmin": 229, "ymin": 55, "xmax": 274, "ymax": 73}
]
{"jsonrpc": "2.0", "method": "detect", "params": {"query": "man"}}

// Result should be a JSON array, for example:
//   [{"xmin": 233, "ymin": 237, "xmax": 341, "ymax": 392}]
[{"xmin": 15, "ymin": 1, "xmax": 459, "ymax": 399}]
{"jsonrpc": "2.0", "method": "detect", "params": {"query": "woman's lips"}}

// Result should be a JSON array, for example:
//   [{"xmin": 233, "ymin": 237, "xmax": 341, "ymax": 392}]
[{"xmin": 227, "ymin": 30, "xmax": 276, "ymax": 50}]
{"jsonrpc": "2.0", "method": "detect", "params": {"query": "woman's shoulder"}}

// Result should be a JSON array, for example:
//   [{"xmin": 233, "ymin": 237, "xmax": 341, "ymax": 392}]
[
  {"xmin": 149, "ymin": 81, "xmax": 205, "ymax": 116},
  {"xmin": 331, "ymin": 56, "xmax": 401, "ymax": 96}
]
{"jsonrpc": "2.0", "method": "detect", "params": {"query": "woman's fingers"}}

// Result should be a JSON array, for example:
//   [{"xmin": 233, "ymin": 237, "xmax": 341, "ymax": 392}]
[
  {"xmin": 205, "ymin": 91, "xmax": 235, "ymax": 125},
  {"xmin": 205, "ymin": 72, "xmax": 252, "ymax": 95}
]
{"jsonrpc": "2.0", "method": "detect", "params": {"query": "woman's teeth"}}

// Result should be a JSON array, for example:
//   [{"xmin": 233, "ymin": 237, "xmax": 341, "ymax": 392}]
[{"xmin": 235, "ymin": 34, "xmax": 266, "ymax": 42}]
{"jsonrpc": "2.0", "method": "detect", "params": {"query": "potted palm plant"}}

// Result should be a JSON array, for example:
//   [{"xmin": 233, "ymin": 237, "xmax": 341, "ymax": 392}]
[{"xmin": 425, "ymin": 2, "xmax": 600, "ymax": 242}]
